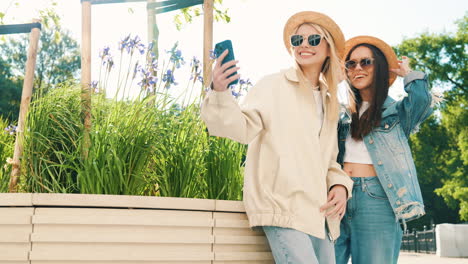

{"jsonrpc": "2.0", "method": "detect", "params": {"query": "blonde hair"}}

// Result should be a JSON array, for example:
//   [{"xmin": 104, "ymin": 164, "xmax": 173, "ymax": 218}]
[{"xmin": 291, "ymin": 23, "xmax": 342, "ymax": 120}]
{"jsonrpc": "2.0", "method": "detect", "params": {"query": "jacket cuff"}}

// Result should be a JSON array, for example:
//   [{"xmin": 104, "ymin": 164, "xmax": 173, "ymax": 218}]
[
  {"xmin": 206, "ymin": 89, "xmax": 235, "ymax": 106},
  {"xmin": 403, "ymin": 71, "xmax": 425, "ymax": 86},
  {"xmin": 328, "ymin": 176, "xmax": 353, "ymax": 200}
]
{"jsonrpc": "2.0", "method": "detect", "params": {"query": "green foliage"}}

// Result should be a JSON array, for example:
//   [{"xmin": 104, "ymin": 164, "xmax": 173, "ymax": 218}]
[
  {"xmin": 435, "ymin": 94, "xmax": 468, "ymax": 221},
  {"xmin": 0, "ymin": 28, "xmax": 80, "ymax": 92},
  {"xmin": 78, "ymin": 93, "xmax": 161, "ymax": 195},
  {"xmin": 173, "ymin": 0, "xmax": 231, "ymax": 30},
  {"xmin": 20, "ymin": 85, "xmax": 247, "ymax": 198},
  {"xmin": 148, "ymin": 104, "xmax": 208, "ymax": 198},
  {"xmin": 21, "ymin": 83, "xmax": 247, "ymax": 199},
  {"xmin": 0, "ymin": 117, "xmax": 15, "ymax": 192},
  {"xmin": 22, "ymin": 83, "xmax": 82, "ymax": 193},
  {"xmin": 394, "ymin": 14, "xmax": 467, "ymax": 223},
  {"xmin": 22, "ymin": 83, "xmax": 162, "ymax": 195},
  {"xmin": 146, "ymin": 104, "xmax": 245, "ymax": 200},
  {"xmin": 19, "ymin": 36, "xmax": 248, "ymax": 200},
  {"xmin": 0, "ymin": 58, "xmax": 22, "ymax": 121},
  {"xmin": 394, "ymin": 15, "xmax": 467, "ymax": 99},
  {"xmin": 0, "ymin": 3, "xmax": 80, "ymax": 122},
  {"xmin": 0, "ymin": 0, "xmax": 20, "ymax": 25},
  {"xmin": 0, "ymin": 4, "xmax": 80, "ymax": 94},
  {"xmin": 38, "ymin": 5, "xmax": 61, "ymax": 32},
  {"xmin": 408, "ymin": 117, "xmax": 460, "ymax": 228},
  {"xmin": 0, "ymin": 1, "xmax": 245, "ymax": 199},
  {"xmin": 205, "ymin": 137, "xmax": 245, "ymax": 200}
]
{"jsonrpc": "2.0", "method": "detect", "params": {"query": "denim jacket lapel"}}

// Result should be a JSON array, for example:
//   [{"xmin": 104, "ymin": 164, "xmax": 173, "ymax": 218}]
[{"xmin": 381, "ymin": 96, "xmax": 397, "ymax": 118}]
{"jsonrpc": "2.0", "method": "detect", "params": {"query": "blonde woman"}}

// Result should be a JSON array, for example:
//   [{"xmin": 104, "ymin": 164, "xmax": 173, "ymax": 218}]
[{"xmin": 202, "ymin": 11, "xmax": 353, "ymax": 263}]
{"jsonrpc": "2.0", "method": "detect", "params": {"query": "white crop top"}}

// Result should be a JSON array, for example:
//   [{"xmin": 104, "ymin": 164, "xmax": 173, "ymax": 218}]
[{"xmin": 344, "ymin": 102, "xmax": 373, "ymax": 164}]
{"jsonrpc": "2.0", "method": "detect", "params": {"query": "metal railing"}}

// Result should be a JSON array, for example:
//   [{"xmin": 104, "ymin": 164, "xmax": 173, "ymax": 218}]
[{"xmin": 401, "ymin": 224, "xmax": 436, "ymax": 253}]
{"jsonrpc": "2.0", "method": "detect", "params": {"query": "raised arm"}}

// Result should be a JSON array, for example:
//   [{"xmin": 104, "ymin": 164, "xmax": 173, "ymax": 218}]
[
  {"xmin": 200, "ymin": 50, "xmax": 265, "ymax": 144},
  {"xmin": 391, "ymin": 56, "xmax": 433, "ymax": 137}
]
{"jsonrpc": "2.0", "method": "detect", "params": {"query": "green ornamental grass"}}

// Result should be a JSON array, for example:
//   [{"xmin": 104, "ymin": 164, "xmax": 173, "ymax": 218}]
[
  {"xmin": 0, "ymin": 118, "xmax": 15, "ymax": 192},
  {"xmin": 9, "ymin": 35, "xmax": 250, "ymax": 200}
]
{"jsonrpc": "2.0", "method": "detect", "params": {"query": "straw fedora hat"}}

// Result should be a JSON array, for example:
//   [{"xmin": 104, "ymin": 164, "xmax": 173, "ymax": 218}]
[
  {"xmin": 344, "ymin": 36, "xmax": 399, "ymax": 86},
  {"xmin": 283, "ymin": 11, "xmax": 345, "ymax": 58}
]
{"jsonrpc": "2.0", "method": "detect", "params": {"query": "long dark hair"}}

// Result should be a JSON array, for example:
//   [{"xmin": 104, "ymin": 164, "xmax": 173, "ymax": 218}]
[{"xmin": 347, "ymin": 43, "xmax": 390, "ymax": 140}]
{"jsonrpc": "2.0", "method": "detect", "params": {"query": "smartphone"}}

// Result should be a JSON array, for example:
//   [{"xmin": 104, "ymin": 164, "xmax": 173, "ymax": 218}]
[{"xmin": 214, "ymin": 40, "xmax": 239, "ymax": 87}]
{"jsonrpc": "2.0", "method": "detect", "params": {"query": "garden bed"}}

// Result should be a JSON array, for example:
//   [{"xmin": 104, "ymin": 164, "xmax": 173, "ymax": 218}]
[{"xmin": 0, "ymin": 193, "xmax": 273, "ymax": 264}]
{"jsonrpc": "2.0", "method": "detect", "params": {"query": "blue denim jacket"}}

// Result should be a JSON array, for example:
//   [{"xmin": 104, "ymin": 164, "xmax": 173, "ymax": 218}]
[{"xmin": 337, "ymin": 71, "xmax": 433, "ymax": 223}]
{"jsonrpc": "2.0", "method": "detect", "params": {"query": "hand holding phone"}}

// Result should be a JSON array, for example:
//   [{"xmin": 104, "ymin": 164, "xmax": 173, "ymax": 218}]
[{"xmin": 213, "ymin": 40, "xmax": 239, "ymax": 89}]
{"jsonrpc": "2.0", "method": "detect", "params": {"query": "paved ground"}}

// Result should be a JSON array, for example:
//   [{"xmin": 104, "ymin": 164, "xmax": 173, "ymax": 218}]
[{"xmin": 399, "ymin": 252, "xmax": 468, "ymax": 264}]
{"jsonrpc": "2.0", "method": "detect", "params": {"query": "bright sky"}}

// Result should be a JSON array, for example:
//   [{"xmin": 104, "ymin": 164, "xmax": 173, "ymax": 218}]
[{"xmin": 1, "ymin": 0, "xmax": 467, "ymax": 100}]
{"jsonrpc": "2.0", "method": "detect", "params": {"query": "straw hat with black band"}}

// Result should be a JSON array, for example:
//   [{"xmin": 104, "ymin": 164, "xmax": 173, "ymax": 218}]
[
  {"xmin": 343, "ymin": 36, "xmax": 399, "ymax": 86},
  {"xmin": 283, "ymin": 11, "xmax": 345, "ymax": 58}
]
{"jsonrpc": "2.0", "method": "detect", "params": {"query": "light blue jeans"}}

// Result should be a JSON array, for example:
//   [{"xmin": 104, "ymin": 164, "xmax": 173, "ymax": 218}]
[
  {"xmin": 263, "ymin": 226, "xmax": 335, "ymax": 264},
  {"xmin": 335, "ymin": 176, "xmax": 403, "ymax": 264}
]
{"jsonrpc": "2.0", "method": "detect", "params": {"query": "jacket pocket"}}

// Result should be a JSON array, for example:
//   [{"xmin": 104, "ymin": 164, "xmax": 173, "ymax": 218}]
[
  {"xmin": 256, "ymin": 145, "xmax": 280, "ymax": 195},
  {"xmin": 372, "ymin": 115, "xmax": 407, "ymax": 155},
  {"xmin": 271, "ymin": 155, "xmax": 301, "ymax": 207},
  {"xmin": 373, "ymin": 114, "xmax": 399, "ymax": 133}
]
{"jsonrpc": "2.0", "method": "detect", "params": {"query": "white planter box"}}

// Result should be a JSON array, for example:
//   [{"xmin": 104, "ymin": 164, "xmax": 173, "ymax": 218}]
[
  {"xmin": 436, "ymin": 223, "xmax": 468, "ymax": 258},
  {"xmin": 0, "ymin": 193, "xmax": 273, "ymax": 264}
]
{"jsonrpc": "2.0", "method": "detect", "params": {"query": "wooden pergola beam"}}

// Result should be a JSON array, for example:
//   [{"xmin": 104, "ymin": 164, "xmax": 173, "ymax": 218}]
[
  {"xmin": 81, "ymin": 1, "xmax": 92, "ymax": 160},
  {"xmin": 6, "ymin": 20, "xmax": 42, "ymax": 192},
  {"xmin": 203, "ymin": 0, "xmax": 213, "ymax": 95},
  {"xmin": 148, "ymin": 0, "xmax": 203, "ymax": 14},
  {"xmin": 0, "ymin": 22, "xmax": 42, "ymax": 35}
]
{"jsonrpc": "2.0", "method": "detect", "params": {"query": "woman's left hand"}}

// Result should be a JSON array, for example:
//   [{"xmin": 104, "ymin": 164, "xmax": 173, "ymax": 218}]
[
  {"xmin": 390, "ymin": 56, "xmax": 413, "ymax": 77},
  {"xmin": 320, "ymin": 185, "xmax": 348, "ymax": 220}
]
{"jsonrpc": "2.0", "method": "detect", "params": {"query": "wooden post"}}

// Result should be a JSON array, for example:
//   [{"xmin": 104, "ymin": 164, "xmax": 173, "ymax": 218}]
[
  {"xmin": 147, "ymin": 0, "xmax": 159, "ymax": 59},
  {"xmin": 81, "ymin": 1, "xmax": 92, "ymax": 160},
  {"xmin": 202, "ymin": 0, "xmax": 213, "ymax": 97},
  {"xmin": 8, "ymin": 19, "xmax": 41, "ymax": 192}
]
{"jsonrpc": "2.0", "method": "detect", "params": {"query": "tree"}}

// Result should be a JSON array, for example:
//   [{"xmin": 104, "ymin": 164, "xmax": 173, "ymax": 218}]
[
  {"xmin": 406, "ymin": 116, "xmax": 461, "ymax": 229},
  {"xmin": 0, "ymin": 59, "xmax": 22, "ymax": 121},
  {"xmin": 394, "ymin": 15, "xmax": 467, "ymax": 223},
  {"xmin": 0, "ymin": 5, "xmax": 81, "ymax": 95},
  {"xmin": 435, "ymin": 94, "xmax": 468, "ymax": 221},
  {"xmin": 395, "ymin": 16, "xmax": 467, "ymax": 99}
]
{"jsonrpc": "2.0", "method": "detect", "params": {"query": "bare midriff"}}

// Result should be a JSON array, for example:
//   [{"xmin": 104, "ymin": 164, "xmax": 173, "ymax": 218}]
[{"xmin": 343, "ymin": 162, "xmax": 377, "ymax": 177}]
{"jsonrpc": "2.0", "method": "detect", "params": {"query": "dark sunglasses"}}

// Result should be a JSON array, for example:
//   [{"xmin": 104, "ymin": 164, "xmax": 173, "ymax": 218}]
[
  {"xmin": 290, "ymin": 34, "xmax": 322, "ymax": 47},
  {"xmin": 345, "ymin": 58, "xmax": 375, "ymax": 70}
]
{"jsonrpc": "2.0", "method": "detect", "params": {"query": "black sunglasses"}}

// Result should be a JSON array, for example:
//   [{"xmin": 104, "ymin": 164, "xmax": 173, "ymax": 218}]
[
  {"xmin": 290, "ymin": 34, "xmax": 322, "ymax": 47},
  {"xmin": 345, "ymin": 58, "xmax": 375, "ymax": 70}
]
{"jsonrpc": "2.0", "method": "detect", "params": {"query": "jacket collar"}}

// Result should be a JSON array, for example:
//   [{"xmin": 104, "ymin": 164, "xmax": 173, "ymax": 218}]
[
  {"xmin": 382, "ymin": 96, "xmax": 396, "ymax": 109},
  {"xmin": 283, "ymin": 67, "xmax": 329, "ymax": 94},
  {"xmin": 381, "ymin": 96, "xmax": 397, "ymax": 118},
  {"xmin": 284, "ymin": 67, "xmax": 299, "ymax": 82}
]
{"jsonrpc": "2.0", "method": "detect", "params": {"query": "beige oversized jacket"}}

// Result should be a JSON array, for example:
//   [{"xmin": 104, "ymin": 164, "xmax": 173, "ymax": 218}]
[{"xmin": 201, "ymin": 67, "xmax": 353, "ymax": 240}]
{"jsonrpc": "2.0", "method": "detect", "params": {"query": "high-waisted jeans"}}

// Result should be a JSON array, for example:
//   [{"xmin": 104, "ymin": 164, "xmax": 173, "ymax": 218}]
[
  {"xmin": 335, "ymin": 176, "xmax": 403, "ymax": 264},
  {"xmin": 263, "ymin": 226, "xmax": 335, "ymax": 264}
]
